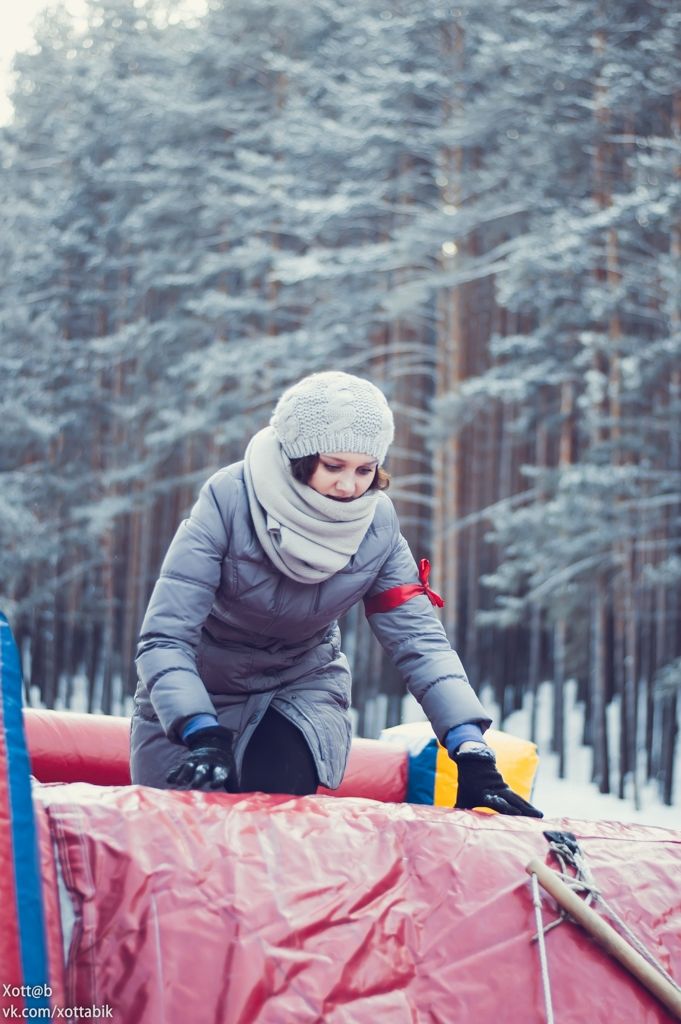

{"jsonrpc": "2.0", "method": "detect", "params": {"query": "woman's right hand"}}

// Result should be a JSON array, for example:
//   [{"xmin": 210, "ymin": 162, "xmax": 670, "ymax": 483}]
[{"xmin": 166, "ymin": 725, "xmax": 235, "ymax": 791}]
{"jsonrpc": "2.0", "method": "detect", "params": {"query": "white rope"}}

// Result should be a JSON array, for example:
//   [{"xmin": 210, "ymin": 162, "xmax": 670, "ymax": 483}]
[
  {"xmin": 588, "ymin": 889, "xmax": 681, "ymax": 993},
  {"xmin": 530, "ymin": 870, "xmax": 555, "ymax": 1024}
]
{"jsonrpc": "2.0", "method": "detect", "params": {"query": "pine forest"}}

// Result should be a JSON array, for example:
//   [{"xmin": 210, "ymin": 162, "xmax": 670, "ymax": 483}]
[{"xmin": 1, "ymin": 0, "xmax": 680, "ymax": 805}]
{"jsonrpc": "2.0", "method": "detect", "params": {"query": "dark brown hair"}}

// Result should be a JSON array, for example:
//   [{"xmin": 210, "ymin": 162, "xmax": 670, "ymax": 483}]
[{"xmin": 289, "ymin": 453, "xmax": 390, "ymax": 491}]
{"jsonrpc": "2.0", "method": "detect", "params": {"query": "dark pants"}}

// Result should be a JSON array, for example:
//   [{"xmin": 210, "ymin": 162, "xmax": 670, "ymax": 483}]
[{"xmin": 237, "ymin": 707, "xmax": 319, "ymax": 796}]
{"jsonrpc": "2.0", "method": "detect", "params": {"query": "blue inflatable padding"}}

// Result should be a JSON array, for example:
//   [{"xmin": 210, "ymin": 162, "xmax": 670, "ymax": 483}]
[
  {"xmin": 405, "ymin": 738, "xmax": 439, "ymax": 805},
  {"xmin": 0, "ymin": 612, "xmax": 50, "ymax": 1008}
]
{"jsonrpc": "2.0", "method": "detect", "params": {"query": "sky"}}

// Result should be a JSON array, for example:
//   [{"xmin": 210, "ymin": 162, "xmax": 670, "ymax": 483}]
[
  {"xmin": 0, "ymin": 0, "xmax": 206, "ymax": 126},
  {"xmin": 0, "ymin": 1, "xmax": 88, "ymax": 125}
]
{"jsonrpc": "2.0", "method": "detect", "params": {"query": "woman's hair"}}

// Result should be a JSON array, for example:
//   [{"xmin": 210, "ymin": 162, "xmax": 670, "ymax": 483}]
[{"xmin": 289, "ymin": 454, "xmax": 390, "ymax": 491}]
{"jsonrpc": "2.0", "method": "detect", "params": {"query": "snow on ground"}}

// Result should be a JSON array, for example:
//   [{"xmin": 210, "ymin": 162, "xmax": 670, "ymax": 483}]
[
  {"xmin": 487, "ymin": 682, "xmax": 679, "ymax": 828},
  {"xmin": 529, "ymin": 764, "xmax": 680, "ymax": 829}
]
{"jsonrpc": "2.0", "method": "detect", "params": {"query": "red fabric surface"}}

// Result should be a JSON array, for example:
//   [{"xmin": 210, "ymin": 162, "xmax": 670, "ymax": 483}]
[
  {"xmin": 23, "ymin": 709, "xmax": 408, "ymax": 801},
  {"xmin": 34, "ymin": 806, "xmax": 67, "ymax": 1010},
  {"xmin": 24, "ymin": 708, "xmax": 132, "ymax": 785},
  {"xmin": 319, "ymin": 737, "xmax": 407, "ymax": 801},
  {"xmin": 35, "ymin": 782, "xmax": 681, "ymax": 1024}
]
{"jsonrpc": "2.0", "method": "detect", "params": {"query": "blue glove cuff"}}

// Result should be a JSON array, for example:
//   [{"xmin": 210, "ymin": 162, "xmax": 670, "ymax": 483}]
[
  {"xmin": 444, "ymin": 722, "xmax": 485, "ymax": 758},
  {"xmin": 181, "ymin": 713, "xmax": 219, "ymax": 742}
]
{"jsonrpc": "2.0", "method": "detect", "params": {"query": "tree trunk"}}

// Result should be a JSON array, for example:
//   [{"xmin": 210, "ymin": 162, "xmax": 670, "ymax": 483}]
[
  {"xmin": 591, "ymin": 576, "xmax": 610, "ymax": 792},
  {"xmin": 553, "ymin": 618, "xmax": 566, "ymax": 778}
]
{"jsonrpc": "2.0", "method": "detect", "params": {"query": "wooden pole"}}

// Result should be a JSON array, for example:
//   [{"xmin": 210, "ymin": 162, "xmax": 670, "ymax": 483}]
[{"xmin": 526, "ymin": 858, "xmax": 681, "ymax": 1020}]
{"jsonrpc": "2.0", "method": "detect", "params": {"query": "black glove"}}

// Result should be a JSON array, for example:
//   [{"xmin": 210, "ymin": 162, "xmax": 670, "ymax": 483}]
[
  {"xmin": 454, "ymin": 748, "xmax": 543, "ymax": 817},
  {"xmin": 166, "ymin": 726, "xmax": 235, "ymax": 791}
]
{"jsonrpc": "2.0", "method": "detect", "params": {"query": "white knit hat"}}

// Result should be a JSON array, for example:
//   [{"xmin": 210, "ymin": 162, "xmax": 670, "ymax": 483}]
[{"xmin": 270, "ymin": 371, "xmax": 395, "ymax": 464}]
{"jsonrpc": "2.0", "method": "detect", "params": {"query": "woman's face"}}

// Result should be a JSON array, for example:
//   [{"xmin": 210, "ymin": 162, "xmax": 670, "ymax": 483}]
[{"xmin": 308, "ymin": 452, "xmax": 378, "ymax": 502}]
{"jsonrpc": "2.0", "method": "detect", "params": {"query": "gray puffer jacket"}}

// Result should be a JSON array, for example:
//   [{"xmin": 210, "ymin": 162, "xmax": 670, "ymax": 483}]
[{"xmin": 131, "ymin": 463, "xmax": 491, "ymax": 789}]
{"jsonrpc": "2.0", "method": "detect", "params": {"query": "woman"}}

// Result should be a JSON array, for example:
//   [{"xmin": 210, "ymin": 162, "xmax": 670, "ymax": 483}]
[{"xmin": 131, "ymin": 370, "xmax": 541, "ymax": 817}]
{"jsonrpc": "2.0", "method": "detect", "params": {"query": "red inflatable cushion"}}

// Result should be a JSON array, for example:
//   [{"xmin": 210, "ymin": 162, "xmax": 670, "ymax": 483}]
[
  {"xmin": 35, "ymin": 782, "xmax": 681, "ymax": 1024},
  {"xmin": 23, "ymin": 709, "xmax": 408, "ymax": 800}
]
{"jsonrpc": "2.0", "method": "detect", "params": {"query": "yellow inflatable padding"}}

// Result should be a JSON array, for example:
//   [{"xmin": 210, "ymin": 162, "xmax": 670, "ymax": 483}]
[
  {"xmin": 435, "ymin": 728, "xmax": 538, "ymax": 809},
  {"xmin": 381, "ymin": 722, "xmax": 539, "ymax": 809}
]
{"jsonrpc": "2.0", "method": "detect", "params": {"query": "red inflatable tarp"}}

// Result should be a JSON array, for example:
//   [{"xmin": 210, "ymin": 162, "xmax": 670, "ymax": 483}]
[
  {"xmin": 34, "ymin": 781, "xmax": 681, "ymax": 1024},
  {"xmin": 24, "ymin": 709, "xmax": 132, "ymax": 786}
]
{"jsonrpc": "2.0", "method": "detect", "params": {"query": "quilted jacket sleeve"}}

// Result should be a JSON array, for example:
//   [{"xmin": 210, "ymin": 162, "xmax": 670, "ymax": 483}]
[
  {"xmin": 135, "ymin": 470, "xmax": 234, "ymax": 740},
  {"xmin": 364, "ymin": 504, "xmax": 491, "ymax": 743}
]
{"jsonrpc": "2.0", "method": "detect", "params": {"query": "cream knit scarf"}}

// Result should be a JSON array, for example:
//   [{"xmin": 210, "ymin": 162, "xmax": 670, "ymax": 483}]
[{"xmin": 243, "ymin": 426, "xmax": 379, "ymax": 584}]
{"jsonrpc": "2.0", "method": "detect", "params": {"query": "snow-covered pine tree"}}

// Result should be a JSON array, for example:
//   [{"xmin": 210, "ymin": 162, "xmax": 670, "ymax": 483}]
[{"xmin": 432, "ymin": 0, "xmax": 681, "ymax": 803}]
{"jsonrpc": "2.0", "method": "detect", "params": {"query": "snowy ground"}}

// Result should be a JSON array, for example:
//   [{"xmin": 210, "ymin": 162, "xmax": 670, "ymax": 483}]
[
  {"xmin": 502, "ymin": 681, "xmax": 680, "ymax": 829},
  {"xmin": 529, "ymin": 760, "xmax": 680, "ymax": 829}
]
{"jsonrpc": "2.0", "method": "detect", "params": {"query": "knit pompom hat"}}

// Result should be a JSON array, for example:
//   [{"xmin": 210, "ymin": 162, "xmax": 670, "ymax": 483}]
[{"xmin": 270, "ymin": 371, "xmax": 395, "ymax": 464}]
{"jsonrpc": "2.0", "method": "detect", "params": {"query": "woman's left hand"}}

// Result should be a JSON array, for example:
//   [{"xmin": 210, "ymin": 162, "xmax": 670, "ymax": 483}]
[{"xmin": 453, "ymin": 747, "xmax": 543, "ymax": 817}]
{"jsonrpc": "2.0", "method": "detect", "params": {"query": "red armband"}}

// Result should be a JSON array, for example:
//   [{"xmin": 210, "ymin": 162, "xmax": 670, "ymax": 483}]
[{"xmin": 364, "ymin": 558, "xmax": 444, "ymax": 617}]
